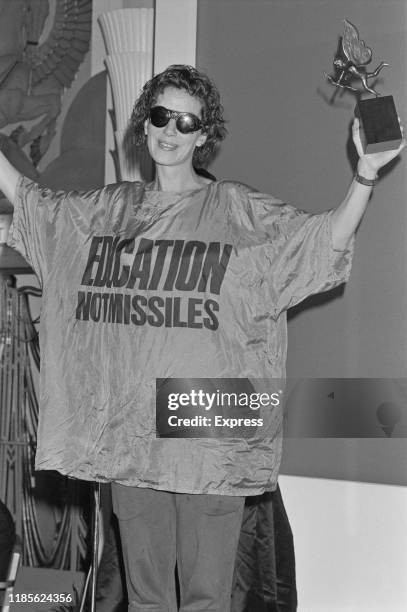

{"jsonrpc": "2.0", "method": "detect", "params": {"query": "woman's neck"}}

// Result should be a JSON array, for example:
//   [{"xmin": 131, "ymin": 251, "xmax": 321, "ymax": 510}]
[{"xmin": 154, "ymin": 164, "xmax": 209, "ymax": 192}]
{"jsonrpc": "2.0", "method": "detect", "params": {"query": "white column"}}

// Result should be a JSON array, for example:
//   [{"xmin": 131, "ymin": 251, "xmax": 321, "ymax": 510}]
[
  {"xmin": 91, "ymin": 0, "xmax": 125, "ymax": 184},
  {"xmin": 99, "ymin": 8, "xmax": 154, "ymax": 181}
]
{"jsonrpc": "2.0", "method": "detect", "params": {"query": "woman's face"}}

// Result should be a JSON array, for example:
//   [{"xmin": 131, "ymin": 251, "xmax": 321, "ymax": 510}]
[{"xmin": 144, "ymin": 87, "xmax": 207, "ymax": 169}]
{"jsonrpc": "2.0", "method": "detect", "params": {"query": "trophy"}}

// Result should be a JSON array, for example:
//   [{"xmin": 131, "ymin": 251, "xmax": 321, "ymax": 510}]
[{"xmin": 325, "ymin": 20, "xmax": 402, "ymax": 153}]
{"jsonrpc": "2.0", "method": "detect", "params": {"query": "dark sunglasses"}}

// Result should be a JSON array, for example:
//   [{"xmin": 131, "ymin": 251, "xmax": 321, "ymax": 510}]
[{"xmin": 149, "ymin": 106, "xmax": 203, "ymax": 134}]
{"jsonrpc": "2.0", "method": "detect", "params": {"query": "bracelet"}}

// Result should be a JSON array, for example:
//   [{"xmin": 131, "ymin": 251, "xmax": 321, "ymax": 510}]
[{"xmin": 354, "ymin": 171, "xmax": 378, "ymax": 187}]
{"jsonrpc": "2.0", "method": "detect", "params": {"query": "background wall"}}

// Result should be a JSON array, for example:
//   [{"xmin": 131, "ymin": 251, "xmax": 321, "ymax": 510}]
[
  {"xmin": 196, "ymin": 1, "xmax": 407, "ymax": 609},
  {"xmin": 196, "ymin": 0, "xmax": 407, "ymax": 478},
  {"xmin": 196, "ymin": 0, "xmax": 407, "ymax": 378}
]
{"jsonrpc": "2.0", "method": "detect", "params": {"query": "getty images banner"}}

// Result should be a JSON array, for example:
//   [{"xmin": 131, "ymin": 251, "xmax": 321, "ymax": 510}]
[{"xmin": 156, "ymin": 378, "xmax": 407, "ymax": 439}]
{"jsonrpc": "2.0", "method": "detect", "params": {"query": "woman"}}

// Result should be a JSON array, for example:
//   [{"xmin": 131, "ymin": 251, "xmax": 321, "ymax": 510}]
[{"xmin": 0, "ymin": 65, "xmax": 404, "ymax": 611}]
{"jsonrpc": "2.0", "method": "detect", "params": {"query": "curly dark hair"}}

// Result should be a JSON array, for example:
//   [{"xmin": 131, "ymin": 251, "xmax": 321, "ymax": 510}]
[{"xmin": 130, "ymin": 64, "xmax": 227, "ymax": 167}]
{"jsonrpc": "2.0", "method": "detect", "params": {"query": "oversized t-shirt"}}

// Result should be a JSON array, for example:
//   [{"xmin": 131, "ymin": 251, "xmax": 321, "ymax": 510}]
[{"xmin": 8, "ymin": 177, "xmax": 353, "ymax": 495}]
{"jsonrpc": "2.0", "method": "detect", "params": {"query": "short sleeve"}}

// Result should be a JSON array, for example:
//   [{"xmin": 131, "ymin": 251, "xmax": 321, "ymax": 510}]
[
  {"xmin": 241, "ymin": 186, "xmax": 354, "ymax": 317},
  {"xmin": 7, "ymin": 177, "xmax": 131, "ymax": 287}
]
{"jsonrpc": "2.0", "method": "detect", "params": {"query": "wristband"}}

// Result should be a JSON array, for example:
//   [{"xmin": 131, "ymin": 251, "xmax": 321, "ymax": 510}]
[{"xmin": 354, "ymin": 171, "xmax": 378, "ymax": 187}]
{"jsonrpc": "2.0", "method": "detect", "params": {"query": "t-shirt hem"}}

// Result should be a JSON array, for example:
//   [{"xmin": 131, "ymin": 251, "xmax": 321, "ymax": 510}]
[{"xmin": 34, "ymin": 463, "xmax": 278, "ymax": 496}]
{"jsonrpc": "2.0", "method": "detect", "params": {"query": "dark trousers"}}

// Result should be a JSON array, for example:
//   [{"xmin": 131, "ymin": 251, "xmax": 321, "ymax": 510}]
[{"xmin": 111, "ymin": 485, "xmax": 245, "ymax": 612}]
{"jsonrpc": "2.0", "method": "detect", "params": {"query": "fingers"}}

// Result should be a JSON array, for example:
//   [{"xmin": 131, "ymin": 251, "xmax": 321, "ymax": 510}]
[
  {"xmin": 351, "ymin": 116, "xmax": 361, "ymax": 138},
  {"xmin": 398, "ymin": 138, "xmax": 406, "ymax": 153},
  {"xmin": 396, "ymin": 115, "xmax": 406, "ymax": 152},
  {"xmin": 352, "ymin": 117, "xmax": 362, "ymax": 143},
  {"xmin": 398, "ymin": 114, "xmax": 404, "ymax": 134},
  {"xmin": 351, "ymin": 117, "xmax": 363, "ymax": 154}
]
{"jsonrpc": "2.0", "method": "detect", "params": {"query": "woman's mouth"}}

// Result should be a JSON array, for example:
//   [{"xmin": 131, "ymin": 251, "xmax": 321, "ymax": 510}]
[{"xmin": 158, "ymin": 140, "xmax": 178, "ymax": 151}]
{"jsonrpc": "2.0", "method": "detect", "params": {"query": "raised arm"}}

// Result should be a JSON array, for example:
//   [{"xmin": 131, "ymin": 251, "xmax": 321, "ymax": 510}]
[
  {"xmin": 331, "ymin": 117, "xmax": 406, "ymax": 251},
  {"xmin": 0, "ymin": 149, "xmax": 22, "ymax": 206}
]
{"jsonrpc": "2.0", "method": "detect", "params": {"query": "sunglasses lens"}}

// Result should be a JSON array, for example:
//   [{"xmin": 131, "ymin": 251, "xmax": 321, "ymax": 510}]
[
  {"xmin": 150, "ymin": 106, "xmax": 170, "ymax": 127},
  {"xmin": 176, "ymin": 115, "xmax": 202, "ymax": 134}
]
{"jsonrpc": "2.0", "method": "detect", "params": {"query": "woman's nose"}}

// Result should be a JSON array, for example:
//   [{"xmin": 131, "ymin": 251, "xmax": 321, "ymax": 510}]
[{"xmin": 163, "ymin": 118, "xmax": 177, "ymax": 135}]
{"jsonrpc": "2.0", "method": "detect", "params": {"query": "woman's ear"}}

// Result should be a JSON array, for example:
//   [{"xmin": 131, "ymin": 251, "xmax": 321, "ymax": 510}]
[
  {"xmin": 144, "ymin": 119, "xmax": 149, "ymax": 135},
  {"xmin": 196, "ymin": 133, "xmax": 207, "ymax": 147}
]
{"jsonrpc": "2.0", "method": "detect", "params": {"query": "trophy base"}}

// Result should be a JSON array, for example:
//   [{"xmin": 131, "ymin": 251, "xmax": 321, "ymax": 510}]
[{"xmin": 355, "ymin": 96, "xmax": 402, "ymax": 153}]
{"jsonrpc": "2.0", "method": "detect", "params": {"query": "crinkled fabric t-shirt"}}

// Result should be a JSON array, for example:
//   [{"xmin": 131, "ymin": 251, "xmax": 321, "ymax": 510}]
[{"xmin": 8, "ymin": 177, "xmax": 353, "ymax": 495}]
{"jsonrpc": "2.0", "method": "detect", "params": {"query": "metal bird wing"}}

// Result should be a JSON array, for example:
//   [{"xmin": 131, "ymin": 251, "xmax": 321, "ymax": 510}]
[
  {"xmin": 342, "ymin": 19, "xmax": 372, "ymax": 66},
  {"xmin": 26, "ymin": 0, "xmax": 92, "ymax": 89}
]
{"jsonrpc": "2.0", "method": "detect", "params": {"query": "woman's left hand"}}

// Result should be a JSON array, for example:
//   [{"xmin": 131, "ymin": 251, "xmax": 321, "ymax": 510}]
[{"xmin": 352, "ymin": 116, "xmax": 406, "ymax": 177}]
